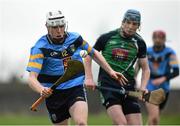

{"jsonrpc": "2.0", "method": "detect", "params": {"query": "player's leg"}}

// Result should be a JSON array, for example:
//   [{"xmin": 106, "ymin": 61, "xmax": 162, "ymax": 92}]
[
  {"xmin": 68, "ymin": 85, "xmax": 88, "ymax": 125},
  {"xmin": 69, "ymin": 101, "xmax": 88, "ymax": 125},
  {"xmin": 146, "ymin": 102, "xmax": 159, "ymax": 125},
  {"xmin": 45, "ymin": 89, "xmax": 75, "ymax": 125},
  {"xmin": 146, "ymin": 92, "xmax": 169, "ymax": 125},
  {"xmin": 125, "ymin": 113, "xmax": 142, "ymax": 125},
  {"xmin": 123, "ymin": 96, "xmax": 142, "ymax": 124},
  {"xmin": 99, "ymin": 82, "xmax": 127, "ymax": 125},
  {"xmin": 107, "ymin": 104, "xmax": 127, "ymax": 125}
]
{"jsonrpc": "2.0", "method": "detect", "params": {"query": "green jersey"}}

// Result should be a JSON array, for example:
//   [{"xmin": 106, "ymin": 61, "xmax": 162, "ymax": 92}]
[{"xmin": 94, "ymin": 28, "xmax": 147, "ymax": 85}]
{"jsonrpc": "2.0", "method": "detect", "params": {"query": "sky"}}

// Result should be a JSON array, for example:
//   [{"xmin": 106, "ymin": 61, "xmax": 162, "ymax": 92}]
[{"xmin": 0, "ymin": 0, "xmax": 180, "ymax": 88}]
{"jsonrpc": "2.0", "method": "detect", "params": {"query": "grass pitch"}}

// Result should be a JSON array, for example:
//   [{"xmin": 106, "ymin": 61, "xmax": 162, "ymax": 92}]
[{"xmin": 0, "ymin": 113, "xmax": 180, "ymax": 125}]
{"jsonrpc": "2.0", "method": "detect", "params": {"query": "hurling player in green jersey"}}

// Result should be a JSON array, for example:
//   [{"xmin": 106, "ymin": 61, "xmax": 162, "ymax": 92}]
[{"xmin": 84, "ymin": 9, "xmax": 150, "ymax": 125}]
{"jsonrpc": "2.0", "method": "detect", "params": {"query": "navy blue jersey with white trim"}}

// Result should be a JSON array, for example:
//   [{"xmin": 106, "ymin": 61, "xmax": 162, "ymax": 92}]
[{"xmin": 27, "ymin": 32, "xmax": 94, "ymax": 89}]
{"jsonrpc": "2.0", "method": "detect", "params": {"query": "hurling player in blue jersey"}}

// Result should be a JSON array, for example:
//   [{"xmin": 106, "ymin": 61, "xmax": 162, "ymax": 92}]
[
  {"xmin": 145, "ymin": 30, "xmax": 179, "ymax": 125},
  {"xmin": 26, "ymin": 10, "xmax": 127, "ymax": 125}
]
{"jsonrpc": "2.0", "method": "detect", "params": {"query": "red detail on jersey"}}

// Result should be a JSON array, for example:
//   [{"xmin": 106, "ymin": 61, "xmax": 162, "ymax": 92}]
[
  {"xmin": 63, "ymin": 57, "xmax": 72, "ymax": 70},
  {"xmin": 112, "ymin": 48, "xmax": 129, "ymax": 61}
]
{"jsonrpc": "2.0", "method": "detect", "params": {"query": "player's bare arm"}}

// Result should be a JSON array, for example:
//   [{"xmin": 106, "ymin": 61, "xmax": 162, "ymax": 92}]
[
  {"xmin": 84, "ymin": 55, "xmax": 96, "ymax": 90},
  {"xmin": 84, "ymin": 50, "xmax": 128, "ymax": 90},
  {"xmin": 139, "ymin": 57, "xmax": 150, "ymax": 93},
  {"xmin": 93, "ymin": 50, "xmax": 128, "ymax": 84},
  {"xmin": 28, "ymin": 72, "xmax": 52, "ymax": 98}
]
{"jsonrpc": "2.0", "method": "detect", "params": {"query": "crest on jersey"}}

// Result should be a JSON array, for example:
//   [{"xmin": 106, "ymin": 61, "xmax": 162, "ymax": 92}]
[{"xmin": 70, "ymin": 44, "xmax": 76, "ymax": 53}]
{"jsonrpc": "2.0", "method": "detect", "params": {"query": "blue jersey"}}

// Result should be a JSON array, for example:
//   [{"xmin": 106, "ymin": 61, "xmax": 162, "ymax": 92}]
[
  {"xmin": 27, "ymin": 32, "xmax": 95, "ymax": 89},
  {"xmin": 147, "ymin": 46, "xmax": 179, "ymax": 92}
]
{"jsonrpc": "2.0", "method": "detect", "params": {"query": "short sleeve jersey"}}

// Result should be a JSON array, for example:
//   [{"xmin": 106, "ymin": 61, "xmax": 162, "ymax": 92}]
[
  {"xmin": 147, "ymin": 46, "xmax": 179, "ymax": 92},
  {"xmin": 94, "ymin": 28, "xmax": 147, "ymax": 84},
  {"xmin": 27, "ymin": 32, "xmax": 94, "ymax": 89}
]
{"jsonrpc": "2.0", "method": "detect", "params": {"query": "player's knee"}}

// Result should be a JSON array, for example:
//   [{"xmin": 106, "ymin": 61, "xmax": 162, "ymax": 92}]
[
  {"xmin": 77, "ymin": 121, "xmax": 87, "ymax": 126},
  {"xmin": 152, "ymin": 118, "xmax": 159, "ymax": 125},
  {"xmin": 113, "ymin": 118, "xmax": 127, "ymax": 125},
  {"xmin": 78, "ymin": 122, "xmax": 86, "ymax": 126},
  {"xmin": 149, "ymin": 116, "xmax": 159, "ymax": 125},
  {"xmin": 115, "ymin": 120, "xmax": 127, "ymax": 125},
  {"xmin": 75, "ymin": 119, "xmax": 87, "ymax": 126}
]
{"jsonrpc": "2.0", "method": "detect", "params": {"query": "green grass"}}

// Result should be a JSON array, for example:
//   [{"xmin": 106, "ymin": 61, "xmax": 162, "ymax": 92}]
[
  {"xmin": 142, "ymin": 114, "xmax": 180, "ymax": 125},
  {"xmin": 0, "ymin": 113, "xmax": 180, "ymax": 125},
  {"xmin": 0, "ymin": 114, "xmax": 51, "ymax": 125}
]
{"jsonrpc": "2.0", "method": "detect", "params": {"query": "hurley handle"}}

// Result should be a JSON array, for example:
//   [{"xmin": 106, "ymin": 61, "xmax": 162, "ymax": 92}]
[
  {"xmin": 30, "ymin": 88, "xmax": 52, "ymax": 111},
  {"xmin": 30, "ymin": 96, "xmax": 46, "ymax": 111}
]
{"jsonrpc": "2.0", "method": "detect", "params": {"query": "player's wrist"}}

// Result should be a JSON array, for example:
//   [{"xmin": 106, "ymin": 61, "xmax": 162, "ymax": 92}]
[
  {"xmin": 162, "ymin": 76, "xmax": 167, "ymax": 81},
  {"xmin": 85, "ymin": 76, "xmax": 93, "ymax": 80},
  {"xmin": 109, "ymin": 69, "xmax": 115, "ymax": 77},
  {"xmin": 139, "ymin": 85, "xmax": 147, "ymax": 91},
  {"xmin": 39, "ymin": 86, "xmax": 47, "ymax": 94}
]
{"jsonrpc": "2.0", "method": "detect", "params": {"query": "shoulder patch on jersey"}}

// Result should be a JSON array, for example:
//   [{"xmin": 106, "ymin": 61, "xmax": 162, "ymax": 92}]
[
  {"xmin": 67, "ymin": 32, "xmax": 80, "ymax": 39},
  {"xmin": 34, "ymin": 35, "xmax": 49, "ymax": 48}
]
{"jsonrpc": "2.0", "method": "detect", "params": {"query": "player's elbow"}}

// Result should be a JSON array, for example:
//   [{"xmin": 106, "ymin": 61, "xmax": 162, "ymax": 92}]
[
  {"xmin": 27, "ymin": 72, "xmax": 38, "ymax": 86},
  {"xmin": 27, "ymin": 75, "xmax": 34, "ymax": 87}
]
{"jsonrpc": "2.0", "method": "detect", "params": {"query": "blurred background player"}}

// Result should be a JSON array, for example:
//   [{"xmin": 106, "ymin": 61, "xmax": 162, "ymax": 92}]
[
  {"xmin": 145, "ymin": 30, "xmax": 179, "ymax": 125},
  {"xmin": 26, "ymin": 10, "xmax": 127, "ymax": 125},
  {"xmin": 84, "ymin": 9, "xmax": 150, "ymax": 125}
]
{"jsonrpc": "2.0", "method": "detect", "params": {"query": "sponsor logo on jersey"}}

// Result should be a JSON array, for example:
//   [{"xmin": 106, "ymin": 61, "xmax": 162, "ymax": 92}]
[
  {"xmin": 50, "ymin": 51, "xmax": 58, "ymax": 57},
  {"xmin": 112, "ymin": 48, "xmax": 129, "ymax": 61}
]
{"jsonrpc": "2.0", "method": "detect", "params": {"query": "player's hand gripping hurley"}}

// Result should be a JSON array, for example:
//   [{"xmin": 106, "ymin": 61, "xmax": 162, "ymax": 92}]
[{"xmin": 30, "ymin": 60, "xmax": 84, "ymax": 111}]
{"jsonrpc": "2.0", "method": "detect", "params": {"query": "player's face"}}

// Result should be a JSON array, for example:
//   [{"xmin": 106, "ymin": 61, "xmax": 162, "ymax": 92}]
[
  {"xmin": 122, "ymin": 20, "xmax": 139, "ymax": 37},
  {"xmin": 153, "ymin": 34, "xmax": 165, "ymax": 47},
  {"xmin": 47, "ymin": 25, "xmax": 65, "ymax": 41}
]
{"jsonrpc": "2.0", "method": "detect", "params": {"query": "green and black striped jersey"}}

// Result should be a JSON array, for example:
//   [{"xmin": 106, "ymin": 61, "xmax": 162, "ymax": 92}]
[{"xmin": 94, "ymin": 28, "xmax": 147, "ymax": 85}]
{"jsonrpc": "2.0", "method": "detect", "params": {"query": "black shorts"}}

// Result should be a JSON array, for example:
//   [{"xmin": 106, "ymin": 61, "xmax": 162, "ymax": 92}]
[
  {"xmin": 45, "ymin": 85, "xmax": 87, "ymax": 123},
  {"xmin": 100, "ymin": 82, "xmax": 141, "ymax": 115},
  {"xmin": 159, "ymin": 93, "xmax": 169, "ymax": 110}
]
